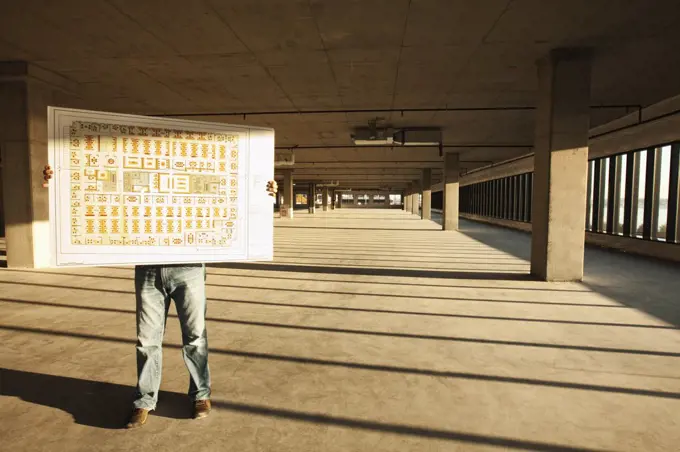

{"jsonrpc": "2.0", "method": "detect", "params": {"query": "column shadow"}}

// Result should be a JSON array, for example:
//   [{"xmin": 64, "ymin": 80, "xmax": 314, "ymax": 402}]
[
  {"xmin": 0, "ymin": 368, "xmax": 190, "ymax": 429},
  {"xmin": 213, "ymin": 262, "xmax": 531, "ymax": 281},
  {"xmin": 457, "ymin": 218, "xmax": 680, "ymax": 328},
  {"xmin": 0, "ymin": 368, "xmax": 604, "ymax": 451}
]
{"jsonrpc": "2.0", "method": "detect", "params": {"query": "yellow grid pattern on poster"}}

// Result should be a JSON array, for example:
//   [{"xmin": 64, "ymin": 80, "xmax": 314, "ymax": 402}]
[{"xmin": 68, "ymin": 121, "xmax": 239, "ymax": 247}]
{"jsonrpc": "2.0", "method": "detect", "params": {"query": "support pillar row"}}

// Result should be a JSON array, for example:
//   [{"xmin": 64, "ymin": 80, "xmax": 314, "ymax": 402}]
[
  {"xmin": 308, "ymin": 183, "xmax": 316, "ymax": 214},
  {"xmin": 531, "ymin": 49, "xmax": 591, "ymax": 282},
  {"xmin": 411, "ymin": 181, "xmax": 420, "ymax": 216},
  {"xmin": 281, "ymin": 169, "xmax": 294, "ymax": 219},
  {"xmin": 443, "ymin": 153, "xmax": 460, "ymax": 231},
  {"xmin": 405, "ymin": 185, "xmax": 412, "ymax": 213},
  {"xmin": 322, "ymin": 186, "xmax": 329, "ymax": 211},
  {"xmin": 421, "ymin": 168, "xmax": 432, "ymax": 220},
  {"xmin": 0, "ymin": 62, "xmax": 78, "ymax": 267}
]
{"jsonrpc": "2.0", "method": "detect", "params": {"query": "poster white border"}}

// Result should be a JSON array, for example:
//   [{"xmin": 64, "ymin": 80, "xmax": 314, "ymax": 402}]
[{"xmin": 48, "ymin": 107, "xmax": 274, "ymax": 267}]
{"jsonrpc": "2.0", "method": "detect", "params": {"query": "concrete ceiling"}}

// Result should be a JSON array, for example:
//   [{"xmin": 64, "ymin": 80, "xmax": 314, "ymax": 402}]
[{"xmin": 2, "ymin": 0, "xmax": 679, "ymax": 189}]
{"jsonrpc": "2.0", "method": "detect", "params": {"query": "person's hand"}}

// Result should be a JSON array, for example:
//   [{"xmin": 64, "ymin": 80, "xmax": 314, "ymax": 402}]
[
  {"xmin": 42, "ymin": 165, "xmax": 53, "ymax": 187},
  {"xmin": 266, "ymin": 180, "xmax": 278, "ymax": 197}
]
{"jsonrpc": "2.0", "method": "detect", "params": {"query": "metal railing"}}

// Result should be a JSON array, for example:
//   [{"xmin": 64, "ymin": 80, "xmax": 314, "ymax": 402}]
[
  {"xmin": 459, "ymin": 141, "xmax": 680, "ymax": 244},
  {"xmin": 461, "ymin": 172, "xmax": 533, "ymax": 223},
  {"xmin": 586, "ymin": 143, "xmax": 680, "ymax": 243}
]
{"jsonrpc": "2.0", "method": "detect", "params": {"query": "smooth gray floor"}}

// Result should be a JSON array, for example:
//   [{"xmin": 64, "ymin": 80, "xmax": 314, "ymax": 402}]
[
  {"xmin": 453, "ymin": 216, "xmax": 680, "ymax": 329},
  {"xmin": 1, "ymin": 210, "xmax": 679, "ymax": 451}
]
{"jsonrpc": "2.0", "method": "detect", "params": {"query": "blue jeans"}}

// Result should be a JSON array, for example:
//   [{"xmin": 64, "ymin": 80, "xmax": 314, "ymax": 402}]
[{"xmin": 133, "ymin": 264, "xmax": 211, "ymax": 410}]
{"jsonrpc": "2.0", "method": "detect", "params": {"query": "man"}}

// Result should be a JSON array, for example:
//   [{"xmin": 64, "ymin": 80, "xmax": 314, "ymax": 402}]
[
  {"xmin": 128, "ymin": 178, "xmax": 277, "ymax": 428},
  {"xmin": 43, "ymin": 165, "xmax": 277, "ymax": 428}
]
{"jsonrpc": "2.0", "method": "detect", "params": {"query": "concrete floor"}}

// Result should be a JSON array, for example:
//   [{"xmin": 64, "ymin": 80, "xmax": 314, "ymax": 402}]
[{"xmin": 1, "ymin": 209, "xmax": 680, "ymax": 452}]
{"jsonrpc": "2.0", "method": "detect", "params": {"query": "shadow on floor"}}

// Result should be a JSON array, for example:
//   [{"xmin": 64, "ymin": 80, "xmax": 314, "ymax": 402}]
[
  {"xmin": 1, "ymin": 267, "xmax": 586, "ymax": 292},
  {"xmin": 287, "ymin": 217, "xmax": 423, "ymax": 221},
  {"xmin": 214, "ymin": 262, "xmax": 531, "ymax": 281},
  {"xmin": 0, "ymin": 368, "xmax": 190, "ymax": 429},
  {"xmin": 4, "ymin": 297, "xmax": 678, "ymax": 356},
  {"xmin": 0, "ymin": 368, "xmax": 602, "ymax": 451},
  {"xmin": 457, "ymin": 219, "xmax": 680, "ymax": 328},
  {"xmin": 5, "ymin": 325, "xmax": 680, "ymax": 401},
  {"xmin": 275, "ymin": 226, "xmax": 440, "ymax": 231}
]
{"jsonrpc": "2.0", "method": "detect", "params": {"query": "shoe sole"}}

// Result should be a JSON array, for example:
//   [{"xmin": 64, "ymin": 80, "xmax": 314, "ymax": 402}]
[{"xmin": 126, "ymin": 422, "xmax": 146, "ymax": 429}]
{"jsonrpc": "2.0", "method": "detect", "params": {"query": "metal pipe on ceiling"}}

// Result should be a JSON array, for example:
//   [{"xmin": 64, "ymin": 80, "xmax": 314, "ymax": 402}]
[
  {"xmin": 281, "ymin": 160, "xmax": 489, "ymax": 166},
  {"xmin": 153, "ymin": 104, "xmax": 640, "ymax": 118},
  {"xmin": 275, "ymin": 144, "xmax": 533, "ymax": 150}
]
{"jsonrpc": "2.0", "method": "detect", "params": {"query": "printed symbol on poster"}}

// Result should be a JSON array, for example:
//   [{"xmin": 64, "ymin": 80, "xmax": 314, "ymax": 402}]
[{"xmin": 68, "ymin": 120, "xmax": 240, "ymax": 248}]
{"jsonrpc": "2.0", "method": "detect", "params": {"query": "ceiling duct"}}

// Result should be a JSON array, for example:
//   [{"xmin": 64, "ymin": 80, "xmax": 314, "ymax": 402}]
[
  {"xmin": 350, "ymin": 122, "xmax": 394, "ymax": 145},
  {"xmin": 351, "ymin": 123, "xmax": 441, "ymax": 147},
  {"xmin": 393, "ymin": 128, "xmax": 442, "ymax": 146},
  {"xmin": 317, "ymin": 181, "xmax": 340, "ymax": 187}
]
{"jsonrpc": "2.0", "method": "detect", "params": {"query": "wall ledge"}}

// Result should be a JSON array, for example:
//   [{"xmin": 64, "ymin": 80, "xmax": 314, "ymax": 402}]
[{"xmin": 460, "ymin": 214, "xmax": 680, "ymax": 263}]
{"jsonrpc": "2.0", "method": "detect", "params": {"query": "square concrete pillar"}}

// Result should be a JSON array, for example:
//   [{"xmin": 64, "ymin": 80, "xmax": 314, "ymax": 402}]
[
  {"xmin": 308, "ymin": 183, "xmax": 316, "ymax": 213},
  {"xmin": 0, "ymin": 62, "xmax": 78, "ymax": 267},
  {"xmin": 531, "ymin": 49, "xmax": 591, "ymax": 282},
  {"xmin": 411, "ymin": 181, "xmax": 420, "ymax": 215},
  {"xmin": 330, "ymin": 189, "xmax": 336, "ymax": 210},
  {"xmin": 443, "ymin": 153, "xmax": 460, "ymax": 231},
  {"xmin": 421, "ymin": 169, "xmax": 432, "ymax": 220},
  {"xmin": 281, "ymin": 169, "xmax": 294, "ymax": 219},
  {"xmin": 322, "ymin": 186, "xmax": 329, "ymax": 211},
  {"xmin": 405, "ymin": 185, "xmax": 412, "ymax": 213}
]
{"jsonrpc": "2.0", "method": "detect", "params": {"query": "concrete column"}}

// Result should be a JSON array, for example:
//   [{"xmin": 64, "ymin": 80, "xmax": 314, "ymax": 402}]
[
  {"xmin": 442, "ymin": 153, "xmax": 460, "ymax": 231},
  {"xmin": 405, "ymin": 185, "xmax": 412, "ymax": 213},
  {"xmin": 411, "ymin": 181, "xmax": 420, "ymax": 215},
  {"xmin": 330, "ymin": 190, "xmax": 335, "ymax": 210},
  {"xmin": 531, "ymin": 49, "xmax": 591, "ymax": 282},
  {"xmin": 308, "ymin": 183, "xmax": 316, "ymax": 213},
  {"xmin": 322, "ymin": 186, "xmax": 329, "ymax": 211},
  {"xmin": 281, "ymin": 169, "xmax": 294, "ymax": 219},
  {"xmin": 0, "ymin": 62, "xmax": 77, "ymax": 267},
  {"xmin": 0, "ymin": 166, "xmax": 4, "ymax": 237},
  {"xmin": 421, "ymin": 169, "xmax": 432, "ymax": 220}
]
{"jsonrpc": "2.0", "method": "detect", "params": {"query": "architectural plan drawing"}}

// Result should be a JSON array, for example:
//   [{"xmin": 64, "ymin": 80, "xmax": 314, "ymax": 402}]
[{"xmin": 48, "ymin": 107, "xmax": 274, "ymax": 267}]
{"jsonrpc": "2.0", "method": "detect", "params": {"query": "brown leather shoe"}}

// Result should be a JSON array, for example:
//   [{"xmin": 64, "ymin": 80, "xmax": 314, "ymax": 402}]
[
  {"xmin": 126, "ymin": 408, "xmax": 150, "ymax": 429},
  {"xmin": 193, "ymin": 399, "xmax": 211, "ymax": 420}
]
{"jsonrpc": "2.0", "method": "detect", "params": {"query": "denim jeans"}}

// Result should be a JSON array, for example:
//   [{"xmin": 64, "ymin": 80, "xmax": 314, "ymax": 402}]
[{"xmin": 133, "ymin": 264, "xmax": 211, "ymax": 410}]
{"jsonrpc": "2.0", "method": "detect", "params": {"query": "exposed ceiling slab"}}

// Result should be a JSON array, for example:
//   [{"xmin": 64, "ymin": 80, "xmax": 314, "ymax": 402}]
[{"xmin": 1, "ymin": 0, "xmax": 679, "ymax": 189}]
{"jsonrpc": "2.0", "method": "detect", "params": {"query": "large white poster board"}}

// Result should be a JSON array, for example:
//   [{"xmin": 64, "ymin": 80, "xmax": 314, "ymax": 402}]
[{"xmin": 48, "ymin": 107, "xmax": 274, "ymax": 267}]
